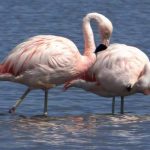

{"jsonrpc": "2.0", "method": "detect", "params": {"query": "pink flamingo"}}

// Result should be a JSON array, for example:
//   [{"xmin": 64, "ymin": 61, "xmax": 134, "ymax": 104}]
[
  {"xmin": 0, "ymin": 13, "xmax": 113, "ymax": 116},
  {"xmin": 65, "ymin": 41, "xmax": 150, "ymax": 114}
]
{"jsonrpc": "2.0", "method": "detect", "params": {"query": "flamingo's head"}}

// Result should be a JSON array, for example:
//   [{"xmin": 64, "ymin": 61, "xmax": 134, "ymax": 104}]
[
  {"xmin": 83, "ymin": 12, "xmax": 113, "ymax": 49},
  {"xmin": 100, "ymin": 17, "xmax": 113, "ymax": 47}
]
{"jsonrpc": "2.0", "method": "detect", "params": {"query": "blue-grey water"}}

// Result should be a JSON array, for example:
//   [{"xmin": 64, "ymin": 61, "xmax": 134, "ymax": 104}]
[{"xmin": 0, "ymin": 0, "xmax": 150, "ymax": 149}]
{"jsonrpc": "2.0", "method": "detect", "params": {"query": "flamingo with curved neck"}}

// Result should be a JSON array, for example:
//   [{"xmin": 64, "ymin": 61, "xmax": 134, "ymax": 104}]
[
  {"xmin": 65, "ymin": 15, "xmax": 150, "ymax": 114},
  {"xmin": 0, "ymin": 12, "xmax": 113, "ymax": 116}
]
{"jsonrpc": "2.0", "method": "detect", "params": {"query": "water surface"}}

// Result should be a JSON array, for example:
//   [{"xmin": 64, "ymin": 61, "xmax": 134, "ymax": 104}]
[{"xmin": 0, "ymin": 0, "xmax": 150, "ymax": 149}]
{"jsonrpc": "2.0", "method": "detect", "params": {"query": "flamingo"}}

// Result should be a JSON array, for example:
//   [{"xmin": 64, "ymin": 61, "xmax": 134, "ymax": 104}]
[
  {"xmin": 0, "ymin": 12, "xmax": 113, "ymax": 116},
  {"xmin": 65, "ymin": 37, "xmax": 150, "ymax": 114}
]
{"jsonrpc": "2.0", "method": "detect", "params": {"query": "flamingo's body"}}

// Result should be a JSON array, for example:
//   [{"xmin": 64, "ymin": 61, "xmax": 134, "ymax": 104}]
[
  {"xmin": 0, "ymin": 13, "xmax": 113, "ymax": 115},
  {"xmin": 67, "ymin": 44, "xmax": 150, "ymax": 114},
  {"xmin": 65, "ymin": 13, "xmax": 150, "ymax": 114},
  {"xmin": 90, "ymin": 43, "xmax": 149, "ymax": 95},
  {"xmin": 0, "ymin": 35, "xmax": 89, "ymax": 88}
]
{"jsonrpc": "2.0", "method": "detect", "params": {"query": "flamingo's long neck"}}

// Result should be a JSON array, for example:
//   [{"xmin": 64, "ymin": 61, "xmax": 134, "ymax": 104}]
[
  {"xmin": 82, "ymin": 15, "xmax": 96, "ymax": 55},
  {"xmin": 82, "ymin": 13, "xmax": 112, "ymax": 56},
  {"xmin": 78, "ymin": 13, "xmax": 112, "ymax": 74}
]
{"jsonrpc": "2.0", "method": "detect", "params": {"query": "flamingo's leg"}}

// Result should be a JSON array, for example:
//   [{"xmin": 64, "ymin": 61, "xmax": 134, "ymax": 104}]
[
  {"xmin": 120, "ymin": 96, "xmax": 124, "ymax": 114},
  {"xmin": 112, "ymin": 97, "xmax": 115, "ymax": 114},
  {"xmin": 44, "ymin": 89, "xmax": 48, "ymax": 116},
  {"xmin": 9, "ymin": 88, "xmax": 31, "ymax": 113}
]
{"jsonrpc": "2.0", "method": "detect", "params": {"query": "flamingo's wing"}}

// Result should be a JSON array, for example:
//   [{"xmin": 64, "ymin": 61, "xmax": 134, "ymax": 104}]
[{"xmin": 1, "ymin": 35, "xmax": 79, "ymax": 77}]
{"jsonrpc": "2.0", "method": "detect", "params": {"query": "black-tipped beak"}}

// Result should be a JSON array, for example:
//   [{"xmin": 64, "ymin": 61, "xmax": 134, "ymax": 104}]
[{"xmin": 94, "ymin": 44, "xmax": 107, "ymax": 54}]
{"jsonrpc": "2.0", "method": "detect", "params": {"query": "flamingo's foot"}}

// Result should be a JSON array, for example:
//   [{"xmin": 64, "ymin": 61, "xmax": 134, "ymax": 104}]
[
  {"xmin": 8, "ymin": 107, "xmax": 16, "ymax": 113},
  {"xmin": 43, "ymin": 112, "xmax": 48, "ymax": 117}
]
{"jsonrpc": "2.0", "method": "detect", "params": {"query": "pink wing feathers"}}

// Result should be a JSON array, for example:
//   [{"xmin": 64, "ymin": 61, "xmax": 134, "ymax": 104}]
[{"xmin": 1, "ymin": 35, "xmax": 79, "ymax": 76}]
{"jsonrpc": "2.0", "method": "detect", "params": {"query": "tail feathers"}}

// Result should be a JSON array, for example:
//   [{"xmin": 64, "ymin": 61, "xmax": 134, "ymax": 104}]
[
  {"xmin": 0, "ymin": 64, "xmax": 11, "ymax": 74},
  {"xmin": 0, "ymin": 64, "xmax": 15, "ymax": 81},
  {"xmin": 0, "ymin": 64, "xmax": 3, "ymax": 73},
  {"xmin": 0, "ymin": 73, "xmax": 15, "ymax": 81}
]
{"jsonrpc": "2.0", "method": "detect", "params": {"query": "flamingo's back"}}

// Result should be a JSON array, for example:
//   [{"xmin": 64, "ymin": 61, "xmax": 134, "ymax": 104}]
[
  {"xmin": 0, "ymin": 35, "xmax": 82, "ymax": 88},
  {"xmin": 90, "ymin": 44, "xmax": 149, "ymax": 94},
  {"xmin": 1, "ymin": 35, "xmax": 79, "ymax": 75}
]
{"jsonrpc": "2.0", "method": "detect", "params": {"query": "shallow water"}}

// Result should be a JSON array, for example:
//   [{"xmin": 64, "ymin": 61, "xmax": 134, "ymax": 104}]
[
  {"xmin": 0, "ymin": 0, "xmax": 150, "ymax": 149},
  {"xmin": 0, "ymin": 113, "xmax": 150, "ymax": 150}
]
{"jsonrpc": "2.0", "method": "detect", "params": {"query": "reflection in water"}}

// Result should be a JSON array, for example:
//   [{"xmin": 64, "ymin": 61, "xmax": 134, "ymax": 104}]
[
  {"xmin": 0, "ymin": 113, "xmax": 148, "ymax": 148},
  {"xmin": 10, "ymin": 115, "xmax": 97, "ymax": 146},
  {"xmin": 108, "ymin": 115, "xmax": 150, "ymax": 124}
]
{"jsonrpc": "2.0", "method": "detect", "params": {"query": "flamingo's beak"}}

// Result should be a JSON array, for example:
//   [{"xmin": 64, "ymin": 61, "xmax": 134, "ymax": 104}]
[{"xmin": 94, "ymin": 44, "xmax": 107, "ymax": 53}]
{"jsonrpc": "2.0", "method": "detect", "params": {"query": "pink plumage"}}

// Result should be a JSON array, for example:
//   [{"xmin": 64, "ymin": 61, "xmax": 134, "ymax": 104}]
[
  {"xmin": 65, "ymin": 14, "xmax": 150, "ymax": 114},
  {"xmin": 66, "ymin": 44, "xmax": 150, "ymax": 114},
  {"xmin": 0, "ymin": 13, "xmax": 113, "ymax": 115}
]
